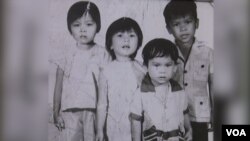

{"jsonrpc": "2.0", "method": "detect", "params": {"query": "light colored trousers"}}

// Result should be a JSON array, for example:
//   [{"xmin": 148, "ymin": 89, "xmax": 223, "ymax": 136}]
[{"xmin": 62, "ymin": 110, "xmax": 96, "ymax": 141}]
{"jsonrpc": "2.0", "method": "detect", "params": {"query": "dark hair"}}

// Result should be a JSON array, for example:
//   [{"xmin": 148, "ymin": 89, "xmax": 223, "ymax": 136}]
[
  {"xmin": 67, "ymin": 1, "xmax": 101, "ymax": 34},
  {"xmin": 142, "ymin": 38, "xmax": 179, "ymax": 66},
  {"xmin": 163, "ymin": 0, "xmax": 197, "ymax": 26},
  {"xmin": 106, "ymin": 17, "xmax": 143, "ymax": 60}
]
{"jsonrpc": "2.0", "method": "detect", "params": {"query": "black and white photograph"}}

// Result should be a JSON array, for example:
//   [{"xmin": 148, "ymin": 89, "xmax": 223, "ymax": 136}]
[
  {"xmin": 48, "ymin": 0, "xmax": 213, "ymax": 141},
  {"xmin": 2, "ymin": 0, "xmax": 250, "ymax": 141}
]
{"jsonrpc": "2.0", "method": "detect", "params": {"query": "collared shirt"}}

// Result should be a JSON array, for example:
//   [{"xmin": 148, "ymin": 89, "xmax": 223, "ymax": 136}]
[
  {"xmin": 56, "ymin": 44, "xmax": 110, "ymax": 111},
  {"xmin": 173, "ymin": 38, "xmax": 213, "ymax": 122},
  {"xmin": 131, "ymin": 74, "xmax": 188, "ymax": 134}
]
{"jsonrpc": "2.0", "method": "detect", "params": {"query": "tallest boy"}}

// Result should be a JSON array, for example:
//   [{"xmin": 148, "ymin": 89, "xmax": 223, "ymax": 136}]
[{"xmin": 163, "ymin": 1, "xmax": 214, "ymax": 141}]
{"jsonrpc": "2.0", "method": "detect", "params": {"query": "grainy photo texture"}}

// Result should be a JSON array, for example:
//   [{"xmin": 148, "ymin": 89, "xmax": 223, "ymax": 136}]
[{"xmin": 48, "ymin": 0, "xmax": 214, "ymax": 141}]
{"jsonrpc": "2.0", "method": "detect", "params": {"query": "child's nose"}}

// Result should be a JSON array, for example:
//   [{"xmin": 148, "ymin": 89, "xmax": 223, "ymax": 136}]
[
  {"xmin": 159, "ymin": 67, "xmax": 166, "ymax": 73},
  {"xmin": 180, "ymin": 24, "xmax": 187, "ymax": 31},
  {"xmin": 160, "ymin": 70, "xmax": 166, "ymax": 74},
  {"xmin": 123, "ymin": 36, "xmax": 130, "ymax": 43},
  {"xmin": 80, "ymin": 25, "xmax": 87, "ymax": 32}
]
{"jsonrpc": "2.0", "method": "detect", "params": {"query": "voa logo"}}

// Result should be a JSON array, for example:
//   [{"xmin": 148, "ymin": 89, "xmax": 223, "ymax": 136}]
[{"xmin": 226, "ymin": 129, "xmax": 246, "ymax": 136}]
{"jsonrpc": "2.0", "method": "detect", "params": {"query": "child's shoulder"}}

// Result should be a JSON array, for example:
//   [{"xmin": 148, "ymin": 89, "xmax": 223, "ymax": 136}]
[
  {"xmin": 92, "ymin": 43, "xmax": 111, "ymax": 61},
  {"xmin": 169, "ymin": 79, "xmax": 183, "ymax": 92},
  {"xmin": 169, "ymin": 79, "xmax": 187, "ymax": 102},
  {"xmin": 101, "ymin": 60, "xmax": 118, "ymax": 73},
  {"xmin": 93, "ymin": 43, "xmax": 104, "ymax": 49},
  {"xmin": 132, "ymin": 60, "xmax": 147, "ymax": 85},
  {"xmin": 132, "ymin": 60, "xmax": 147, "ymax": 75},
  {"xmin": 195, "ymin": 39, "xmax": 213, "ymax": 53},
  {"xmin": 92, "ymin": 43, "xmax": 107, "ymax": 53}
]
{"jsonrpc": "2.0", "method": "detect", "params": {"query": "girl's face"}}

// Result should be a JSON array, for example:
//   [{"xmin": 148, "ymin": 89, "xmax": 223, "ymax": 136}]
[
  {"xmin": 111, "ymin": 29, "xmax": 138, "ymax": 59},
  {"xmin": 70, "ymin": 14, "xmax": 97, "ymax": 45}
]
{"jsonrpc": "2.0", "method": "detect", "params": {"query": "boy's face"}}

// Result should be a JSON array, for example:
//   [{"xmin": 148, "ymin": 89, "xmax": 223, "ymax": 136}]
[
  {"xmin": 167, "ymin": 14, "xmax": 198, "ymax": 44},
  {"xmin": 148, "ymin": 56, "xmax": 177, "ymax": 87},
  {"xmin": 70, "ymin": 14, "xmax": 97, "ymax": 45},
  {"xmin": 111, "ymin": 29, "xmax": 138, "ymax": 58}
]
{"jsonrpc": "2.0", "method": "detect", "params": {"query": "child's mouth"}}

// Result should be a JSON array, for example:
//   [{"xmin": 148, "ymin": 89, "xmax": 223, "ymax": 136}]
[
  {"xmin": 122, "ymin": 46, "xmax": 130, "ymax": 49},
  {"xmin": 180, "ymin": 34, "xmax": 189, "ymax": 39},
  {"xmin": 159, "ymin": 77, "xmax": 166, "ymax": 79},
  {"xmin": 80, "ymin": 35, "xmax": 87, "ymax": 39}
]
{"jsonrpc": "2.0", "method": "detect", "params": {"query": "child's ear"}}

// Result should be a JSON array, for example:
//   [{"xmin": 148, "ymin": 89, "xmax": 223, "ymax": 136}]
[
  {"xmin": 166, "ymin": 24, "xmax": 172, "ymax": 34},
  {"xmin": 195, "ymin": 19, "xmax": 199, "ymax": 29}
]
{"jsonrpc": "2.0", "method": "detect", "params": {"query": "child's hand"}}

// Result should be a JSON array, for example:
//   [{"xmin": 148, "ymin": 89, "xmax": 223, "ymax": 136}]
[
  {"xmin": 184, "ymin": 130, "xmax": 192, "ymax": 141},
  {"xmin": 96, "ymin": 132, "xmax": 104, "ymax": 141},
  {"xmin": 208, "ymin": 111, "xmax": 214, "ymax": 132},
  {"xmin": 54, "ymin": 114, "xmax": 65, "ymax": 131}
]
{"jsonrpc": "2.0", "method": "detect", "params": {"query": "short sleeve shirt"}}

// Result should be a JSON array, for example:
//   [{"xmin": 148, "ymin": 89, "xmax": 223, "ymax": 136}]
[
  {"xmin": 173, "ymin": 38, "xmax": 213, "ymax": 122},
  {"xmin": 131, "ymin": 74, "xmax": 188, "ymax": 133},
  {"xmin": 57, "ymin": 44, "xmax": 110, "ymax": 111}
]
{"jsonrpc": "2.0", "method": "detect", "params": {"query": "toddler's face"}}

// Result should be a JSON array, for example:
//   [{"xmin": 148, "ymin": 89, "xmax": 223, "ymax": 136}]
[
  {"xmin": 111, "ymin": 29, "xmax": 138, "ymax": 58},
  {"xmin": 70, "ymin": 14, "xmax": 97, "ymax": 45},
  {"xmin": 148, "ymin": 56, "xmax": 176, "ymax": 86},
  {"xmin": 168, "ymin": 14, "xmax": 198, "ymax": 45}
]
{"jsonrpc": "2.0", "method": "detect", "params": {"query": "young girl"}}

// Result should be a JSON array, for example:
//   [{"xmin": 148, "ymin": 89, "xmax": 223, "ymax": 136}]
[
  {"xmin": 96, "ymin": 17, "xmax": 146, "ymax": 141},
  {"xmin": 53, "ymin": 1, "xmax": 110, "ymax": 141}
]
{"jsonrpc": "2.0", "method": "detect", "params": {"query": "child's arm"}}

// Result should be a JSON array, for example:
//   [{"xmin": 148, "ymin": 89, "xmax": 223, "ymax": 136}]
[
  {"xmin": 53, "ymin": 67, "xmax": 64, "ymax": 131},
  {"xmin": 130, "ymin": 88, "xmax": 143, "ymax": 141},
  {"xmin": 96, "ymin": 72, "xmax": 108, "ymax": 141},
  {"xmin": 183, "ymin": 113, "xmax": 192, "ymax": 141},
  {"xmin": 208, "ymin": 47, "xmax": 214, "ymax": 129},
  {"xmin": 208, "ymin": 73, "xmax": 214, "ymax": 129},
  {"xmin": 131, "ymin": 119, "xmax": 141, "ymax": 141}
]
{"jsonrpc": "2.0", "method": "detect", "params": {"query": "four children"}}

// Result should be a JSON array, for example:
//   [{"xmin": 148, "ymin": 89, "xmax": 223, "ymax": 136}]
[{"xmin": 52, "ymin": 0, "xmax": 213, "ymax": 141}]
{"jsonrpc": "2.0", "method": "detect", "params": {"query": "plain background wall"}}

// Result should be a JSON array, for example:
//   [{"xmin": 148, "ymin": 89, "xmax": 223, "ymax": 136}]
[{"xmin": 49, "ymin": 0, "xmax": 214, "ymax": 105}]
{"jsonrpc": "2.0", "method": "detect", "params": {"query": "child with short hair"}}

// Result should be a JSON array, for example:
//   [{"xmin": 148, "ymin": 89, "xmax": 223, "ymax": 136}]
[
  {"xmin": 131, "ymin": 38, "xmax": 192, "ymax": 141},
  {"xmin": 53, "ymin": 1, "xmax": 110, "ymax": 141},
  {"xmin": 163, "ymin": 1, "xmax": 214, "ymax": 141},
  {"xmin": 96, "ymin": 17, "xmax": 146, "ymax": 141}
]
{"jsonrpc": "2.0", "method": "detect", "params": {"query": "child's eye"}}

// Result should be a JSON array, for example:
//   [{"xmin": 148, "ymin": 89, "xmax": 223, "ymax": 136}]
[
  {"xmin": 87, "ymin": 23, "xmax": 93, "ymax": 26},
  {"xmin": 72, "ymin": 23, "xmax": 80, "ymax": 27},
  {"xmin": 117, "ymin": 34, "xmax": 123, "ymax": 37},
  {"xmin": 153, "ymin": 64, "xmax": 160, "ymax": 67},
  {"xmin": 185, "ymin": 20, "xmax": 192, "ymax": 24},
  {"xmin": 173, "ymin": 23, "xmax": 179, "ymax": 27},
  {"xmin": 165, "ymin": 64, "xmax": 173, "ymax": 67},
  {"xmin": 130, "ymin": 34, "xmax": 136, "ymax": 37},
  {"xmin": 165, "ymin": 62, "xmax": 174, "ymax": 67}
]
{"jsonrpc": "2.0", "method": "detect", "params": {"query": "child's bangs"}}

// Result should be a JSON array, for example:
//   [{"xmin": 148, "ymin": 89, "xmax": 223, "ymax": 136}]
[
  {"xmin": 113, "ymin": 22, "xmax": 136, "ymax": 34},
  {"xmin": 171, "ymin": 11, "xmax": 194, "ymax": 21},
  {"xmin": 149, "ymin": 46, "xmax": 170, "ymax": 59}
]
